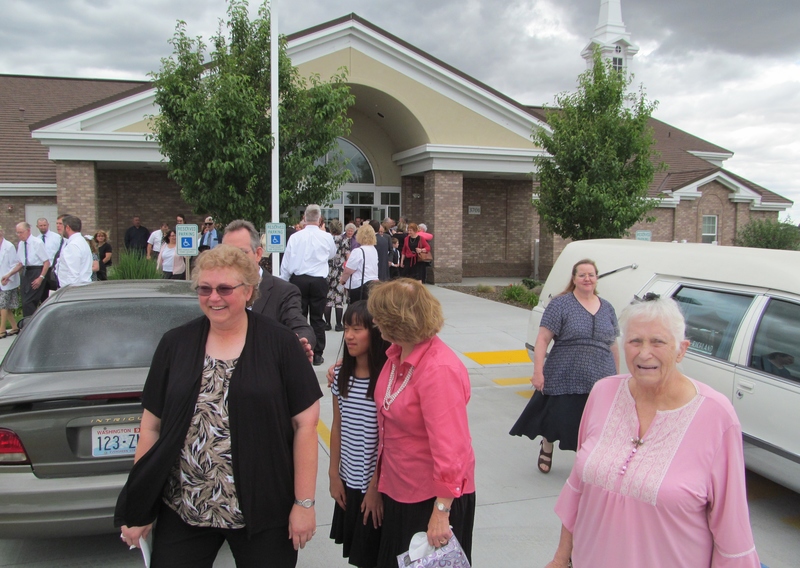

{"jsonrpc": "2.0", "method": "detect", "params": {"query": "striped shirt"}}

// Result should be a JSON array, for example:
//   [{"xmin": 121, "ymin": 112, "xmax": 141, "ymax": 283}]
[{"xmin": 332, "ymin": 369, "xmax": 379, "ymax": 492}]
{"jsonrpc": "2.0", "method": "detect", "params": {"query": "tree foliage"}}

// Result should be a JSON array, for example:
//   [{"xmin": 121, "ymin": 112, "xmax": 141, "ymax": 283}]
[
  {"xmin": 734, "ymin": 217, "xmax": 800, "ymax": 250},
  {"xmin": 532, "ymin": 49, "xmax": 662, "ymax": 240},
  {"xmin": 150, "ymin": 0, "xmax": 355, "ymax": 227}
]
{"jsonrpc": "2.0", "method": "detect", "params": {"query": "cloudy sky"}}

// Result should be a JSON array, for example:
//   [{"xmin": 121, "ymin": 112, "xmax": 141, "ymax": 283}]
[{"xmin": 3, "ymin": 0, "xmax": 799, "ymax": 219}]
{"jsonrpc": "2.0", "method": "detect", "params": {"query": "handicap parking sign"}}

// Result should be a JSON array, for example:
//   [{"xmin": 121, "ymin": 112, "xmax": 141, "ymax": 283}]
[
  {"xmin": 181, "ymin": 237, "xmax": 193, "ymax": 248},
  {"xmin": 176, "ymin": 224, "xmax": 199, "ymax": 256},
  {"xmin": 271, "ymin": 234, "xmax": 281, "ymax": 245},
  {"xmin": 264, "ymin": 223, "xmax": 286, "ymax": 253}
]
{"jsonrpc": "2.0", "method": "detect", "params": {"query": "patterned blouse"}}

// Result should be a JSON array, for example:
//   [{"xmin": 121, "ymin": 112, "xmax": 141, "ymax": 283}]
[
  {"xmin": 163, "ymin": 355, "xmax": 244, "ymax": 528},
  {"xmin": 541, "ymin": 293, "xmax": 619, "ymax": 395}
]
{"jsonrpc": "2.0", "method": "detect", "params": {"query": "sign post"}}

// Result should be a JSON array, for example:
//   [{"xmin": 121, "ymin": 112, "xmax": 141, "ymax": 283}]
[{"xmin": 176, "ymin": 224, "xmax": 199, "ymax": 281}]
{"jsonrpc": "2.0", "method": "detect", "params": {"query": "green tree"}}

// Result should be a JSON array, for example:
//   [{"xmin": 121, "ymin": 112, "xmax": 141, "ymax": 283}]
[
  {"xmin": 532, "ymin": 49, "xmax": 662, "ymax": 240},
  {"xmin": 150, "ymin": 0, "xmax": 355, "ymax": 227},
  {"xmin": 735, "ymin": 217, "xmax": 800, "ymax": 250}
]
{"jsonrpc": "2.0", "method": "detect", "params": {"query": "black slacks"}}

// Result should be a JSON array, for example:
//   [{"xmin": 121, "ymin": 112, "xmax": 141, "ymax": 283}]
[
  {"xmin": 150, "ymin": 505, "xmax": 297, "ymax": 568},
  {"xmin": 289, "ymin": 274, "xmax": 327, "ymax": 357},
  {"xmin": 21, "ymin": 266, "xmax": 45, "ymax": 317}
]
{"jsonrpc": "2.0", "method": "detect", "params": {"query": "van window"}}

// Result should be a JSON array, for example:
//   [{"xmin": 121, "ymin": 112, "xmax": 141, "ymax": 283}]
[
  {"xmin": 672, "ymin": 286, "xmax": 753, "ymax": 360},
  {"xmin": 748, "ymin": 298, "xmax": 800, "ymax": 383}
]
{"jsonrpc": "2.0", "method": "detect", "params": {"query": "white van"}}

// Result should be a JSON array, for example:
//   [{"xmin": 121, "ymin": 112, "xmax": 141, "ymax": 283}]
[{"xmin": 525, "ymin": 239, "xmax": 800, "ymax": 494}]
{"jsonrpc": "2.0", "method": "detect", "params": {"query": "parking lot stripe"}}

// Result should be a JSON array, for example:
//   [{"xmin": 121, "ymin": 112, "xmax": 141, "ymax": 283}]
[
  {"xmin": 516, "ymin": 390, "xmax": 534, "ymax": 399},
  {"xmin": 492, "ymin": 377, "xmax": 531, "ymax": 386},
  {"xmin": 317, "ymin": 420, "xmax": 331, "ymax": 448},
  {"xmin": 464, "ymin": 350, "xmax": 530, "ymax": 365}
]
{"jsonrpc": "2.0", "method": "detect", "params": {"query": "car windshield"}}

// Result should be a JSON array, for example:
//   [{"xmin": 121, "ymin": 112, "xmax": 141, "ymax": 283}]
[{"xmin": 3, "ymin": 298, "xmax": 203, "ymax": 373}]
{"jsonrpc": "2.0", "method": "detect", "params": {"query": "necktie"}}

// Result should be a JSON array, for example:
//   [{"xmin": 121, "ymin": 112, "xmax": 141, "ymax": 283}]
[
  {"xmin": 23, "ymin": 241, "xmax": 28, "ymax": 266},
  {"xmin": 41, "ymin": 234, "xmax": 45, "ymax": 243}
]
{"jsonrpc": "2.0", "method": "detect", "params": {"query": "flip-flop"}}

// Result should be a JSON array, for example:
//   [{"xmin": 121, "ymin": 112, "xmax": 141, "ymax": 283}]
[
  {"xmin": 0, "ymin": 332, "xmax": 7, "ymax": 339},
  {"xmin": 538, "ymin": 440, "xmax": 553, "ymax": 474}
]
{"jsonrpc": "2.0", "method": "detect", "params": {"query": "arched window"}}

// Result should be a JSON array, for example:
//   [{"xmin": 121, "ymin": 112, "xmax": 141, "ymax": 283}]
[{"xmin": 316, "ymin": 138, "xmax": 374, "ymax": 184}]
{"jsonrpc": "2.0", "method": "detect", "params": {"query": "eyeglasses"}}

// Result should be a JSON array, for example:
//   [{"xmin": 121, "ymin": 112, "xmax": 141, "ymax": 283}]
[
  {"xmin": 195, "ymin": 283, "xmax": 245, "ymax": 297},
  {"xmin": 205, "ymin": 222, "xmax": 213, "ymax": 225}
]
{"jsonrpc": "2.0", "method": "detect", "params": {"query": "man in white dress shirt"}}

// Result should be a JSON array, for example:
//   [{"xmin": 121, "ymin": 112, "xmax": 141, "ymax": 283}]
[
  {"xmin": 36, "ymin": 218, "xmax": 63, "ymax": 264},
  {"xmin": 146, "ymin": 222, "xmax": 169, "ymax": 260},
  {"xmin": 280, "ymin": 204, "xmax": 336, "ymax": 365},
  {"xmin": 55, "ymin": 216, "xmax": 92, "ymax": 287},
  {"xmin": 1, "ymin": 222, "xmax": 50, "ymax": 316}
]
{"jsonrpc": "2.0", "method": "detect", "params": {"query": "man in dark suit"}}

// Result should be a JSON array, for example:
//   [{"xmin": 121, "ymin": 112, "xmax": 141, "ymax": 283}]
[
  {"xmin": 370, "ymin": 219, "xmax": 391, "ymax": 281},
  {"xmin": 221, "ymin": 220, "xmax": 315, "ymax": 354}
]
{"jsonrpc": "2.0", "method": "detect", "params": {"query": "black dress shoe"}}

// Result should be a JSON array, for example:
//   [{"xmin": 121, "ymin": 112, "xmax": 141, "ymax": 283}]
[
  {"xmin": 334, "ymin": 324, "xmax": 343, "ymax": 332},
  {"xmin": 313, "ymin": 354, "xmax": 324, "ymax": 366},
  {"xmin": 324, "ymin": 323, "xmax": 332, "ymax": 331}
]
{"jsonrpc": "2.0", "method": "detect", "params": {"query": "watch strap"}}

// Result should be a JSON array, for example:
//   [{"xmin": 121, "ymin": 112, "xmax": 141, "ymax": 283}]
[{"xmin": 294, "ymin": 498, "xmax": 315, "ymax": 508}]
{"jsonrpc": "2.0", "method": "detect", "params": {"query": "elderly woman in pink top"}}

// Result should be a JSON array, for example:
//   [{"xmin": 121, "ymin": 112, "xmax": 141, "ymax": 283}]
[
  {"xmin": 546, "ymin": 297, "xmax": 759, "ymax": 568},
  {"xmin": 368, "ymin": 278, "xmax": 475, "ymax": 567}
]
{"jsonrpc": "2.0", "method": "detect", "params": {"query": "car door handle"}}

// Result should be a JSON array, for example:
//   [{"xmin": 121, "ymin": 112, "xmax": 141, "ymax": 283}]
[{"xmin": 736, "ymin": 380, "xmax": 755, "ymax": 398}]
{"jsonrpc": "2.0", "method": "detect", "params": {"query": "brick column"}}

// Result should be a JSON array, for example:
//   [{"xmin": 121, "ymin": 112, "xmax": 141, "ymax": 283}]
[
  {"xmin": 56, "ymin": 161, "xmax": 99, "ymax": 234},
  {"xmin": 423, "ymin": 171, "xmax": 463, "ymax": 283}
]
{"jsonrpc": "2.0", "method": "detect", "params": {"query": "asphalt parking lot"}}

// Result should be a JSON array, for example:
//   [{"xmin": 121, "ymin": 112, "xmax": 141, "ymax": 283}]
[{"xmin": 1, "ymin": 283, "xmax": 798, "ymax": 567}]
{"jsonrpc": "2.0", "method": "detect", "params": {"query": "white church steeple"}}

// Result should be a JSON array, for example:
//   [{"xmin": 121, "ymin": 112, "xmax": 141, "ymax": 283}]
[{"xmin": 581, "ymin": 0, "xmax": 639, "ymax": 71}]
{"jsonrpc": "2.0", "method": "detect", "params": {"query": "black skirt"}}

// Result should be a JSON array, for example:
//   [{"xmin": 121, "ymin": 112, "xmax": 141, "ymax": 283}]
[
  {"xmin": 376, "ymin": 493, "xmax": 475, "ymax": 568},
  {"xmin": 509, "ymin": 390, "xmax": 590, "ymax": 451},
  {"xmin": 330, "ymin": 485, "xmax": 382, "ymax": 568}
]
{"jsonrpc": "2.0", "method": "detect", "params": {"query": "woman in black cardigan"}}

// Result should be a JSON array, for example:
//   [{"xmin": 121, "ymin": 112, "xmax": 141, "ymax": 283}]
[{"xmin": 116, "ymin": 245, "xmax": 322, "ymax": 568}]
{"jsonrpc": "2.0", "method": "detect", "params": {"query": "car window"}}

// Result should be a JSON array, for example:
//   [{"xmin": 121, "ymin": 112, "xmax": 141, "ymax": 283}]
[
  {"xmin": 4, "ymin": 298, "xmax": 202, "ymax": 373},
  {"xmin": 672, "ymin": 286, "xmax": 753, "ymax": 360},
  {"xmin": 748, "ymin": 298, "xmax": 800, "ymax": 383}
]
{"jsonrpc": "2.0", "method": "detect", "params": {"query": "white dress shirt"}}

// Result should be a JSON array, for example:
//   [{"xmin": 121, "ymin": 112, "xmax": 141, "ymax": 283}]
[
  {"xmin": 55, "ymin": 233, "xmax": 93, "ymax": 286},
  {"xmin": 148, "ymin": 230, "xmax": 164, "ymax": 253},
  {"xmin": 279, "ymin": 225, "xmax": 336, "ymax": 280},
  {"xmin": 17, "ymin": 235, "xmax": 49, "ymax": 267},
  {"xmin": 0, "ymin": 239, "xmax": 20, "ymax": 291},
  {"xmin": 39, "ymin": 230, "xmax": 63, "ymax": 263}
]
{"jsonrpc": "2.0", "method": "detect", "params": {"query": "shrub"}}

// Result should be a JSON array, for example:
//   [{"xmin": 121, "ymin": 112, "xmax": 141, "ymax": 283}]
[
  {"xmin": 108, "ymin": 250, "xmax": 163, "ymax": 280},
  {"xmin": 501, "ymin": 284, "xmax": 539, "ymax": 307},
  {"xmin": 734, "ymin": 218, "xmax": 800, "ymax": 250},
  {"xmin": 522, "ymin": 277, "xmax": 542, "ymax": 290},
  {"xmin": 476, "ymin": 284, "xmax": 496, "ymax": 293}
]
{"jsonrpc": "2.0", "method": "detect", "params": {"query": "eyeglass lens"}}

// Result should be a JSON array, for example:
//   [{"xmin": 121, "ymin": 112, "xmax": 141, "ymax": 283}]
[{"xmin": 196, "ymin": 284, "xmax": 243, "ymax": 296}]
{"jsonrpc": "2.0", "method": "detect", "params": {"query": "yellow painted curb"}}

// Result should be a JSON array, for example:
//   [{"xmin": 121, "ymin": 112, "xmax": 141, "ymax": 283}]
[
  {"xmin": 317, "ymin": 420, "xmax": 331, "ymax": 448},
  {"xmin": 516, "ymin": 390, "xmax": 534, "ymax": 399},
  {"xmin": 465, "ymin": 350, "xmax": 531, "ymax": 365},
  {"xmin": 492, "ymin": 377, "xmax": 530, "ymax": 386}
]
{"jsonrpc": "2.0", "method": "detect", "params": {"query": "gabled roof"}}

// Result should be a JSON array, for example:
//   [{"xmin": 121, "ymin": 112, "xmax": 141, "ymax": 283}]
[
  {"xmin": 0, "ymin": 75, "xmax": 148, "ymax": 184},
  {"xmin": 525, "ymin": 106, "xmax": 791, "ymax": 207}
]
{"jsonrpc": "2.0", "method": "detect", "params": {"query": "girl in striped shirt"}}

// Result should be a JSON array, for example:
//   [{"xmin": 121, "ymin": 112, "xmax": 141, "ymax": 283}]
[{"xmin": 329, "ymin": 300, "xmax": 390, "ymax": 568}]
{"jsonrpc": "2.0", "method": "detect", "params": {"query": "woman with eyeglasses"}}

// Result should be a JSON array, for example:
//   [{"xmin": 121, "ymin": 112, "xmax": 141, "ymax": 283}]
[
  {"xmin": 156, "ymin": 230, "xmax": 185, "ymax": 280},
  {"xmin": 116, "ymin": 245, "xmax": 323, "ymax": 567}
]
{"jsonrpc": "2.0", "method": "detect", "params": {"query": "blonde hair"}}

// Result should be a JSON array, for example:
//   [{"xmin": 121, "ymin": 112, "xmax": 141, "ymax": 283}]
[
  {"xmin": 192, "ymin": 245, "xmax": 260, "ymax": 307},
  {"xmin": 355, "ymin": 223, "xmax": 377, "ymax": 246},
  {"xmin": 368, "ymin": 278, "xmax": 444, "ymax": 344}
]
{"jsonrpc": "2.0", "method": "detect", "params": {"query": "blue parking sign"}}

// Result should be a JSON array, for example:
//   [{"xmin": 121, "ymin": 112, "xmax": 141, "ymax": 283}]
[
  {"xmin": 181, "ymin": 237, "xmax": 193, "ymax": 248},
  {"xmin": 271, "ymin": 234, "xmax": 281, "ymax": 245}
]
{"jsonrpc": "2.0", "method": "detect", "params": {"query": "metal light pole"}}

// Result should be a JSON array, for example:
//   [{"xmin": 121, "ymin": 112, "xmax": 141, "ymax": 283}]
[{"xmin": 270, "ymin": 0, "xmax": 280, "ymax": 275}]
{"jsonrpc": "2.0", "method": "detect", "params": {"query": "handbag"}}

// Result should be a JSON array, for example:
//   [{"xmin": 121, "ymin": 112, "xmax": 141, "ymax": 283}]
[
  {"xmin": 397, "ymin": 532, "xmax": 471, "ymax": 568},
  {"xmin": 46, "ymin": 236, "xmax": 64, "ymax": 291},
  {"xmin": 417, "ymin": 248, "xmax": 432, "ymax": 263}
]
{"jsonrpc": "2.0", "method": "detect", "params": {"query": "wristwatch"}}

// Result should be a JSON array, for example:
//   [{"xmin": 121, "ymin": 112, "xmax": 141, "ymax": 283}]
[
  {"xmin": 435, "ymin": 501, "xmax": 451, "ymax": 513},
  {"xmin": 294, "ymin": 498, "xmax": 315, "ymax": 508}
]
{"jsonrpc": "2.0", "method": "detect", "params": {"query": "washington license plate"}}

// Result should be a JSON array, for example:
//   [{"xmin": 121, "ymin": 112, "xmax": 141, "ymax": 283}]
[{"xmin": 91, "ymin": 425, "xmax": 140, "ymax": 457}]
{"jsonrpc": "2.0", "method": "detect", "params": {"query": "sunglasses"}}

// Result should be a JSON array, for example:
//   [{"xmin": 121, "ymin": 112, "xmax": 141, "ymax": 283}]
[{"xmin": 195, "ymin": 283, "xmax": 245, "ymax": 297}]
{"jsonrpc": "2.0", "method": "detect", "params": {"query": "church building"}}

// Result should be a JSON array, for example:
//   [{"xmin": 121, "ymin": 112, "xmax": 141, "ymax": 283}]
[{"xmin": 0, "ymin": 0, "xmax": 790, "ymax": 281}]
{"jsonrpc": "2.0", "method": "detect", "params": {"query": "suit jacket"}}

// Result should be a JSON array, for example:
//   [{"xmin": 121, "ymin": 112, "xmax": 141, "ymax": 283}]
[
  {"xmin": 375, "ymin": 233, "xmax": 391, "ymax": 281},
  {"xmin": 253, "ymin": 272, "xmax": 316, "ymax": 347}
]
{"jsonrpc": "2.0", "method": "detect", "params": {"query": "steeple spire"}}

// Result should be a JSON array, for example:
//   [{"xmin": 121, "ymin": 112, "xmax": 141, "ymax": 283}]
[{"xmin": 581, "ymin": 0, "xmax": 639, "ymax": 71}]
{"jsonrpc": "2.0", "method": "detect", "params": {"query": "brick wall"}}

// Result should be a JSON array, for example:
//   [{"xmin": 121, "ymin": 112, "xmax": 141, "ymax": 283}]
[
  {"xmin": 56, "ymin": 161, "xmax": 98, "ymax": 232},
  {"xmin": 424, "ymin": 171, "xmax": 463, "ymax": 283},
  {"xmin": 0, "ymin": 195, "xmax": 57, "ymax": 235},
  {"xmin": 461, "ymin": 178, "xmax": 536, "ymax": 278},
  {"xmin": 96, "ymin": 169, "xmax": 197, "ymax": 261},
  {"xmin": 628, "ymin": 207, "xmax": 675, "ymax": 242},
  {"xmin": 401, "ymin": 176, "xmax": 425, "ymax": 224}
]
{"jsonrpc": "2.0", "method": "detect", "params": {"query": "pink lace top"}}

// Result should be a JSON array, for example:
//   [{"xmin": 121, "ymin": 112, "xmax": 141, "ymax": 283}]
[{"xmin": 555, "ymin": 375, "xmax": 759, "ymax": 567}]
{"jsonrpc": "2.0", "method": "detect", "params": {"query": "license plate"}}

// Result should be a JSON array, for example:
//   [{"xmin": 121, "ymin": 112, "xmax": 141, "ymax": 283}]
[{"xmin": 91, "ymin": 425, "xmax": 140, "ymax": 457}]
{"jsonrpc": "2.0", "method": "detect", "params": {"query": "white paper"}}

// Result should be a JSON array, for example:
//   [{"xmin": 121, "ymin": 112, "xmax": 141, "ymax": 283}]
[{"xmin": 139, "ymin": 534, "xmax": 152, "ymax": 568}]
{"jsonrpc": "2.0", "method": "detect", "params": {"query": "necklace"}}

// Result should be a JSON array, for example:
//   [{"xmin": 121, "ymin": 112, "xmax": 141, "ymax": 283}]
[
  {"xmin": 619, "ymin": 436, "xmax": 645, "ymax": 475},
  {"xmin": 383, "ymin": 363, "xmax": 414, "ymax": 410}
]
